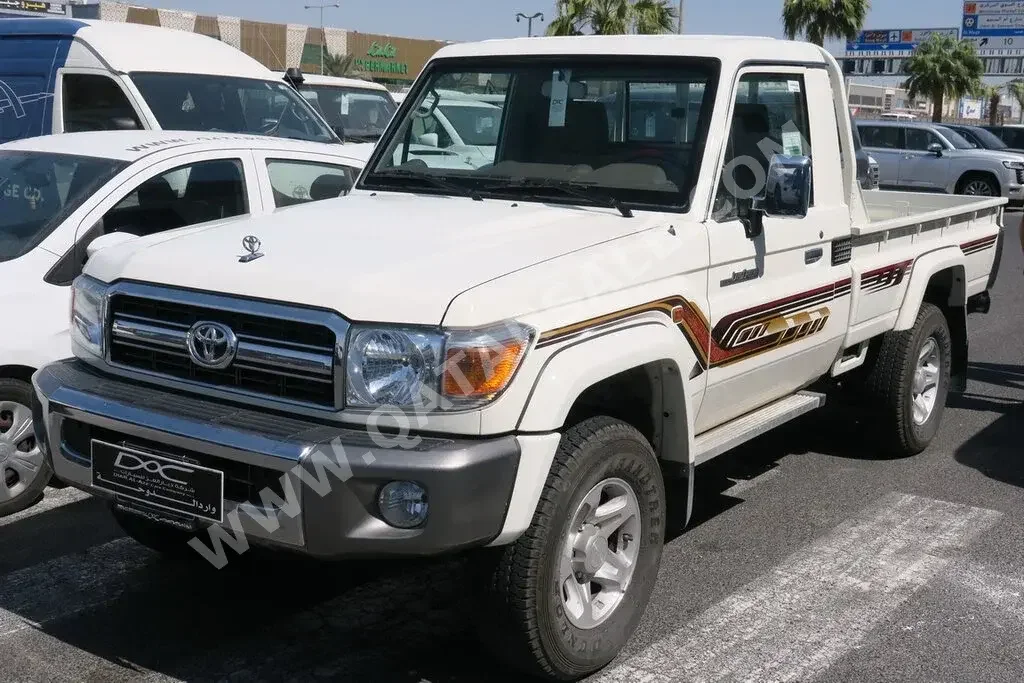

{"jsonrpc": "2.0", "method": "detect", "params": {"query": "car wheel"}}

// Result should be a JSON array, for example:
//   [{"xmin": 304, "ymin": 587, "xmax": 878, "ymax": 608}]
[
  {"xmin": 863, "ymin": 302, "xmax": 952, "ymax": 456},
  {"xmin": 0, "ymin": 378, "xmax": 51, "ymax": 517},
  {"xmin": 959, "ymin": 174, "xmax": 998, "ymax": 197},
  {"xmin": 475, "ymin": 417, "xmax": 665, "ymax": 681}
]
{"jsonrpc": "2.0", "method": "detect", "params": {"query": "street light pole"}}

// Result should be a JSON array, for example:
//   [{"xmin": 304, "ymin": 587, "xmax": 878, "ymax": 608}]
[
  {"xmin": 304, "ymin": 2, "xmax": 340, "ymax": 75},
  {"xmin": 515, "ymin": 12, "xmax": 544, "ymax": 37},
  {"xmin": 677, "ymin": 0, "xmax": 683, "ymax": 33}
]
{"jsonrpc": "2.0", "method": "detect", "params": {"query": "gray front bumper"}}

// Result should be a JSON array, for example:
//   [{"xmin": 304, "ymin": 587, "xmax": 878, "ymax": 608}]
[{"xmin": 32, "ymin": 359, "xmax": 521, "ymax": 558}]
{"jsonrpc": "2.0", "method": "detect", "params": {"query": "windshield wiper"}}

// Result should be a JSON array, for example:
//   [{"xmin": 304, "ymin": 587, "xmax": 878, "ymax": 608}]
[
  {"xmin": 372, "ymin": 169, "xmax": 482, "ymax": 201},
  {"xmin": 481, "ymin": 178, "xmax": 633, "ymax": 218}
]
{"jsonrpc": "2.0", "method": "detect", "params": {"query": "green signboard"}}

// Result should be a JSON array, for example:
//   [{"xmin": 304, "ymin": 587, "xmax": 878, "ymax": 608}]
[{"xmin": 355, "ymin": 41, "xmax": 409, "ymax": 75}]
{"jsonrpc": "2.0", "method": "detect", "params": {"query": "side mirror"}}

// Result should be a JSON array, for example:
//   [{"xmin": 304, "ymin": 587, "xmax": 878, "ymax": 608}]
[
  {"xmin": 927, "ymin": 142, "xmax": 944, "ymax": 156},
  {"xmin": 85, "ymin": 231, "xmax": 136, "ymax": 260},
  {"xmin": 418, "ymin": 132, "xmax": 439, "ymax": 148},
  {"xmin": 740, "ymin": 154, "xmax": 812, "ymax": 239}
]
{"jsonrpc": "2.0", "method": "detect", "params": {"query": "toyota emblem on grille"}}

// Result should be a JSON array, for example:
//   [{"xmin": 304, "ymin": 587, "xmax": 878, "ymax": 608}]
[
  {"xmin": 239, "ymin": 235, "xmax": 264, "ymax": 263},
  {"xmin": 187, "ymin": 321, "xmax": 238, "ymax": 370}
]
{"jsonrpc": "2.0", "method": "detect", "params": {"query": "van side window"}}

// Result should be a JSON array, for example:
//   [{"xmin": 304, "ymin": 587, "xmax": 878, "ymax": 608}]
[
  {"xmin": 101, "ymin": 159, "xmax": 248, "ymax": 237},
  {"xmin": 63, "ymin": 74, "xmax": 142, "ymax": 133},
  {"xmin": 712, "ymin": 73, "xmax": 813, "ymax": 223}
]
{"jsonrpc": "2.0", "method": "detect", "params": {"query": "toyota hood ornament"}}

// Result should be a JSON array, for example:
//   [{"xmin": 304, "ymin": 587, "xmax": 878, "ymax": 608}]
[{"xmin": 239, "ymin": 235, "xmax": 264, "ymax": 263}]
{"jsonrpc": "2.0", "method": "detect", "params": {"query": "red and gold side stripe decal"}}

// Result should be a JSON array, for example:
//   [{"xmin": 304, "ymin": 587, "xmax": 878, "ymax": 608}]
[{"xmin": 536, "ymin": 278, "xmax": 851, "ymax": 370}]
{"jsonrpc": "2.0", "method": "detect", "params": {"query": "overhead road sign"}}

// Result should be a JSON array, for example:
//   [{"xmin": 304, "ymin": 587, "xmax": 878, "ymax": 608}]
[
  {"xmin": 845, "ymin": 27, "xmax": 960, "ymax": 54},
  {"xmin": 963, "ymin": 1, "xmax": 1024, "ymax": 38}
]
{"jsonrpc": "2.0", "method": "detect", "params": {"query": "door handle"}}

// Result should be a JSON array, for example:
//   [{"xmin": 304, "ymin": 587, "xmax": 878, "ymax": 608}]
[{"xmin": 804, "ymin": 247, "xmax": 823, "ymax": 264}]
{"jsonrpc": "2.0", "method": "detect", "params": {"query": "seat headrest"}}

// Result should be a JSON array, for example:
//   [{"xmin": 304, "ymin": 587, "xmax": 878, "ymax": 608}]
[
  {"xmin": 309, "ymin": 173, "xmax": 351, "ymax": 201},
  {"xmin": 732, "ymin": 102, "xmax": 770, "ymax": 135},
  {"xmin": 136, "ymin": 176, "xmax": 176, "ymax": 205}
]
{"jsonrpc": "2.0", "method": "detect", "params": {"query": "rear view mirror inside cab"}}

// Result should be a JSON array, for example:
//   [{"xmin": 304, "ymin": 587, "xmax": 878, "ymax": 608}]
[{"xmin": 541, "ymin": 77, "xmax": 587, "ymax": 101}]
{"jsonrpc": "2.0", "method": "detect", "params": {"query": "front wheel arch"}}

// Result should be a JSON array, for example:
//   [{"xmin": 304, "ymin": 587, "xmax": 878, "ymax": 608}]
[{"xmin": 955, "ymin": 171, "xmax": 1000, "ymax": 197}]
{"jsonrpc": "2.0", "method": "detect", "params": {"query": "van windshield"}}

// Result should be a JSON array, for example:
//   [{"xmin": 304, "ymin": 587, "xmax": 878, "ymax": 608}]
[
  {"xmin": 130, "ymin": 72, "xmax": 339, "ymax": 143},
  {"xmin": 0, "ymin": 152, "xmax": 127, "ymax": 263},
  {"xmin": 362, "ymin": 58, "xmax": 719, "ymax": 212},
  {"xmin": 295, "ymin": 85, "xmax": 397, "ymax": 143}
]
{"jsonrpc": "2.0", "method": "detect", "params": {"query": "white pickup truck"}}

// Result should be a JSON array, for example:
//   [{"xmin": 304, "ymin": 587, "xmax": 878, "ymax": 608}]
[{"xmin": 32, "ymin": 36, "xmax": 1004, "ymax": 680}]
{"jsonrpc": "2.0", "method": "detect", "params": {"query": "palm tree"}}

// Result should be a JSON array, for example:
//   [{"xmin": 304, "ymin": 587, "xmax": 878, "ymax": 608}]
[
  {"xmin": 1008, "ymin": 80, "xmax": 1024, "ymax": 123},
  {"xmin": 547, "ymin": 0, "xmax": 677, "ymax": 35},
  {"xmin": 782, "ymin": 0, "xmax": 870, "ymax": 47},
  {"xmin": 322, "ymin": 51, "xmax": 364, "ymax": 79},
  {"xmin": 979, "ymin": 85, "xmax": 1002, "ymax": 125},
  {"xmin": 902, "ymin": 34, "xmax": 984, "ymax": 123}
]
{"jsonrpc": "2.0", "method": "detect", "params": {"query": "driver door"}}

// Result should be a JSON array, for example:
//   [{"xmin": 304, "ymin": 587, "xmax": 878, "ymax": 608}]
[
  {"xmin": 897, "ymin": 128, "xmax": 950, "ymax": 191},
  {"xmin": 698, "ymin": 67, "xmax": 851, "ymax": 433}
]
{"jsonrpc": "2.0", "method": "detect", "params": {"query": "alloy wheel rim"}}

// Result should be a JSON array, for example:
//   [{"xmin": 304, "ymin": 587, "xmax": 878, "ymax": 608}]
[
  {"xmin": 558, "ymin": 477, "xmax": 642, "ymax": 630},
  {"xmin": 0, "ymin": 401, "xmax": 43, "ymax": 504},
  {"xmin": 964, "ymin": 180, "xmax": 994, "ymax": 196},
  {"xmin": 911, "ymin": 337, "xmax": 941, "ymax": 426}
]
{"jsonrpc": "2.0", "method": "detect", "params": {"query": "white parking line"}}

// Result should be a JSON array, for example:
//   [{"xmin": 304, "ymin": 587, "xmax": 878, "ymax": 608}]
[
  {"xmin": 953, "ymin": 561, "xmax": 1024, "ymax": 622},
  {"xmin": 0, "ymin": 487, "xmax": 91, "ymax": 528},
  {"xmin": 0, "ymin": 538, "xmax": 154, "ymax": 638},
  {"xmin": 594, "ymin": 492, "xmax": 1002, "ymax": 683}
]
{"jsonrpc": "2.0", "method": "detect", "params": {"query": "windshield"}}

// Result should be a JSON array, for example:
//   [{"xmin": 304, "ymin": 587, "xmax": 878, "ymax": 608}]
[
  {"xmin": 0, "ymin": 152, "xmax": 127, "ymax": 263},
  {"xmin": 363, "ymin": 58, "xmax": 719, "ymax": 211},
  {"xmin": 936, "ymin": 126, "xmax": 976, "ymax": 150},
  {"xmin": 297, "ymin": 85, "xmax": 397, "ymax": 142},
  {"xmin": 130, "ymin": 72, "xmax": 338, "ymax": 143},
  {"xmin": 437, "ymin": 102, "xmax": 503, "ymax": 146}
]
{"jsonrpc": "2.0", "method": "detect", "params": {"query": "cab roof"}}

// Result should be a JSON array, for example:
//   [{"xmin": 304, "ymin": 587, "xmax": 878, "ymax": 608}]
[
  {"xmin": 431, "ymin": 34, "xmax": 830, "ymax": 65},
  {"xmin": 0, "ymin": 18, "xmax": 272, "ymax": 79},
  {"xmin": 0, "ymin": 130, "xmax": 364, "ymax": 164}
]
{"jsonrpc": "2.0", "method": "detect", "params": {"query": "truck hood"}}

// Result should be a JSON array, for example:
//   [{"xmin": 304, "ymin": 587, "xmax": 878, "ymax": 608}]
[{"xmin": 85, "ymin": 192, "xmax": 651, "ymax": 326}]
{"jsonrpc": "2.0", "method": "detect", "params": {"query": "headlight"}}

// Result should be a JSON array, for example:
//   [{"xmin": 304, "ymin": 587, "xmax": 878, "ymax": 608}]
[
  {"xmin": 1003, "ymin": 160, "xmax": 1024, "ymax": 170},
  {"xmin": 345, "ymin": 321, "xmax": 533, "ymax": 410},
  {"xmin": 70, "ymin": 275, "xmax": 108, "ymax": 358}
]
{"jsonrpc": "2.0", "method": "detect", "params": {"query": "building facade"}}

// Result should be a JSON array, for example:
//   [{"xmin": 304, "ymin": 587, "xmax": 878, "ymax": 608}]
[{"xmin": 34, "ymin": 1, "xmax": 452, "ymax": 88}]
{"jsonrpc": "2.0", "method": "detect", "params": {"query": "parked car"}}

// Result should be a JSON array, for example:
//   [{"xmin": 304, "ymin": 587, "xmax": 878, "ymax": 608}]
[
  {"xmin": 278, "ymin": 70, "xmax": 398, "ymax": 144},
  {"xmin": 851, "ymin": 119, "xmax": 879, "ymax": 189},
  {"xmin": 32, "ymin": 36, "xmax": 1003, "ymax": 680},
  {"xmin": 980, "ymin": 124, "xmax": 1024, "ymax": 150},
  {"xmin": 0, "ymin": 130, "xmax": 366, "ymax": 516},
  {"xmin": 857, "ymin": 119, "xmax": 1024, "ymax": 203},
  {"xmin": 943, "ymin": 123, "xmax": 1024, "ymax": 155},
  {"xmin": 0, "ymin": 18, "xmax": 342, "ymax": 146}
]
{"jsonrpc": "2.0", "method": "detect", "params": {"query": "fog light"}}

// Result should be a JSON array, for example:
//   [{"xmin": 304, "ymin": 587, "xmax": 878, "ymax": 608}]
[{"xmin": 378, "ymin": 481, "xmax": 428, "ymax": 529}]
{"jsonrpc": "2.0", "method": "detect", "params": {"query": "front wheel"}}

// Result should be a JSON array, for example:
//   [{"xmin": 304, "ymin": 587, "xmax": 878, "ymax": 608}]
[
  {"xmin": 957, "ymin": 174, "xmax": 998, "ymax": 197},
  {"xmin": 475, "ymin": 417, "xmax": 665, "ymax": 681},
  {"xmin": 0, "ymin": 378, "xmax": 51, "ymax": 517}
]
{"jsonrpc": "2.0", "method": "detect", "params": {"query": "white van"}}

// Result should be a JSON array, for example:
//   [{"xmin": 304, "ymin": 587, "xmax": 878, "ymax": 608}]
[{"xmin": 0, "ymin": 17, "xmax": 340, "ymax": 145}]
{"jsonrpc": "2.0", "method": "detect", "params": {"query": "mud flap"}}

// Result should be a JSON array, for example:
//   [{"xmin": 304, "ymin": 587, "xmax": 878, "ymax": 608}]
[{"xmin": 948, "ymin": 305, "xmax": 969, "ymax": 393}]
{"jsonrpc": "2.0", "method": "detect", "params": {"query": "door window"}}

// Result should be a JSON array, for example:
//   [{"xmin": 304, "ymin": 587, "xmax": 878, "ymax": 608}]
[
  {"xmin": 102, "ymin": 158, "xmax": 248, "ymax": 236},
  {"xmin": 265, "ymin": 159, "xmax": 358, "ymax": 207},
  {"xmin": 63, "ymin": 74, "xmax": 142, "ymax": 133},
  {"xmin": 904, "ymin": 128, "xmax": 941, "ymax": 151},
  {"xmin": 712, "ymin": 73, "xmax": 813, "ymax": 223},
  {"xmin": 859, "ymin": 125, "xmax": 901, "ymax": 149}
]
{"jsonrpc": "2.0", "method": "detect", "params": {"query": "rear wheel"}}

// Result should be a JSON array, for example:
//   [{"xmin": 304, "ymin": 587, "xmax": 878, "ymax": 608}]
[
  {"xmin": 862, "ymin": 302, "xmax": 952, "ymax": 456},
  {"xmin": 0, "ymin": 379, "xmax": 51, "ymax": 517},
  {"xmin": 475, "ymin": 417, "xmax": 665, "ymax": 681}
]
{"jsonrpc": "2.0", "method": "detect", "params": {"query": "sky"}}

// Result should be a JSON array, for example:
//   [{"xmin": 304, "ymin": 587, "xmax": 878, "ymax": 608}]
[{"xmin": 135, "ymin": 0, "xmax": 970, "ymax": 50}]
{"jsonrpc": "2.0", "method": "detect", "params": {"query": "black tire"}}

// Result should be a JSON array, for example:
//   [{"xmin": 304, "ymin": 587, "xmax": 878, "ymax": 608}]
[
  {"xmin": 863, "ymin": 302, "xmax": 952, "ymax": 456},
  {"xmin": 956, "ymin": 173, "xmax": 999, "ymax": 197},
  {"xmin": 0, "ymin": 378, "xmax": 51, "ymax": 517},
  {"xmin": 474, "ymin": 417, "xmax": 666, "ymax": 681}
]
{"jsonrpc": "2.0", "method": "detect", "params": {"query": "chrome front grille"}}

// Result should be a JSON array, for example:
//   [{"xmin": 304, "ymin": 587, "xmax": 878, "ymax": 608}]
[
  {"xmin": 1016, "ymin": 168, "xmax": 1024, "ymax": 184},
  {"xmin": 105, "ymin": 283, "xmax": 346, "ymax": 410},
  {"xmin": 869, "ymin": 164, "xmax": 879, "ymax": 188}
]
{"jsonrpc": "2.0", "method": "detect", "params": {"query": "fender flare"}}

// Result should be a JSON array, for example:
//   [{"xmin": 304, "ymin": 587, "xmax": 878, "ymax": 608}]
[
  {"xmin": 517, "ymin": 318, "xmax": 699, "ymax": 465},
  {"xmin": 894, "ymin": 246, "xmax": 966, "ymax": 331}
]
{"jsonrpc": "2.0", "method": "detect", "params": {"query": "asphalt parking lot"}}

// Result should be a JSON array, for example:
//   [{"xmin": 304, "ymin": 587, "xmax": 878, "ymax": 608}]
[{"xmin": 2, "ymin": 215, "xmax": 1023, "ymax": 683}]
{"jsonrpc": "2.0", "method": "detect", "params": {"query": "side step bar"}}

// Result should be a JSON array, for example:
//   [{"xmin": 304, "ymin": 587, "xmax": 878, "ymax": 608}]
[{"xmin": 693, "ymin": 391, "xmax": 826, "ymax": 466}]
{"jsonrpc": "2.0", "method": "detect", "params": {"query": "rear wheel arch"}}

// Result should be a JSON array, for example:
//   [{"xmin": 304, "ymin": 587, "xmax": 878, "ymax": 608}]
[{"xmin": 895, "ymin": 261, "xmax": 967, "ymax": 391}]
